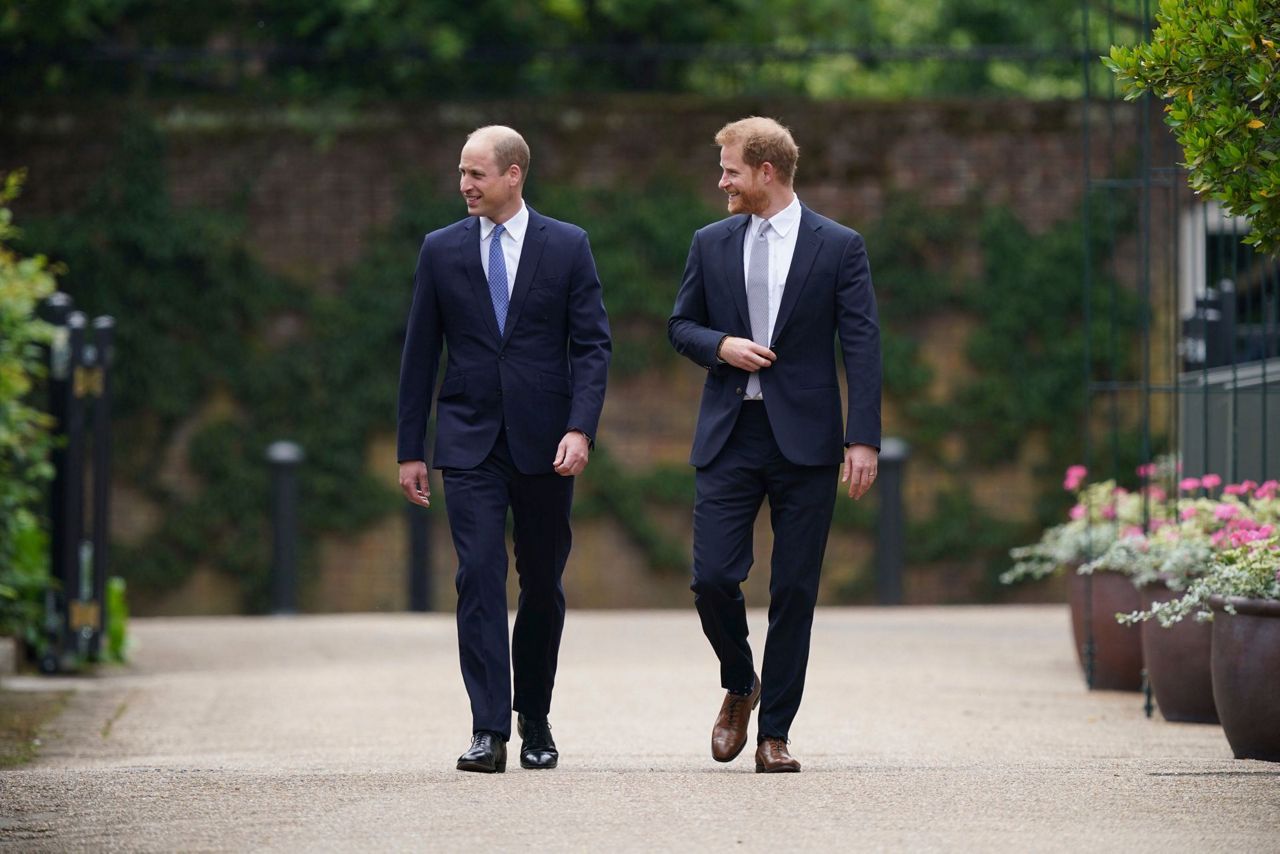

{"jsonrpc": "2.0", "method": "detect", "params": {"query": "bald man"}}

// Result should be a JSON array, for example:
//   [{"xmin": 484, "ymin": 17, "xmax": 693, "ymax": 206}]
[{"xmin": 397, "ymin": 126, "xmax": 612, "ymax": 773}]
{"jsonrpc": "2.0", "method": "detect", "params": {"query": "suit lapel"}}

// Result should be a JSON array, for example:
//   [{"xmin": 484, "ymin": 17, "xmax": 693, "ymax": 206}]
[
  {"xmin": 459, "ymin": 218, "xmax": 502, "ymax": 342},
  {"xmin": 502, "ymin": 207, "xmax": 547, "ymax": 347},
  {"xmin": 720, "ymin": 216, "xmax": 752, "ymax": 335},
  {"xmin": 770, "ymin": 206, "xmax": 822, "ymax": 345}
]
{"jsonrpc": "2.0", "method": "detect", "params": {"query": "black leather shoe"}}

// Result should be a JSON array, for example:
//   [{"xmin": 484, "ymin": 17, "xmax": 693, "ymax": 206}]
[
  {"xmin": 517, "ymin": 714, "xmax": 559, "ymax": 770},
  {"xmin": 457, "ymin": 731, "xmax": 506, "ymax": 773}
]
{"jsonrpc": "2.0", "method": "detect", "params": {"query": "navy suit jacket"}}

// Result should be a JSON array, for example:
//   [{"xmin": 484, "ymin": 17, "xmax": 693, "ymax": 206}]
[
  {"xmin": 668, "ymin": 204, "xmax": 881, "ymax": 468},
  {"xmin": 397, "ymin": 206, "xmax": 612, "ymax": 475}
]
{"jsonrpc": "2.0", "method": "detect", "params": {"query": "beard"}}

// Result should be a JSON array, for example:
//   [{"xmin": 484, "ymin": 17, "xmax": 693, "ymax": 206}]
[{"xmin": 727, "ymin": 183, "xmax": 768, "ymax": 216}]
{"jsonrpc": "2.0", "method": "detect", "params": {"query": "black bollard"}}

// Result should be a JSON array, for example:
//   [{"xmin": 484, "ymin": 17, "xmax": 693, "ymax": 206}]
[
  {"xmin": 39, "ymin": 294, "xmax": 74, "ymax": 672},
  {"xmin": 88, "ymin": 316, "xmax": 115, "ymax": 660},
  {"xmin": 406, "ymin": 502, "xmax": 433, "ymax": 612},
  {"xmin": 61, "ymin": 312, "xmax": 90, "ymax": 656},
  {"xmin": 875, "ymin": 438, "xmax": 909, "ymax": 606},
  {"xmin": 265, "ymin": 441, "xmax": 304, "ymax": 615}
]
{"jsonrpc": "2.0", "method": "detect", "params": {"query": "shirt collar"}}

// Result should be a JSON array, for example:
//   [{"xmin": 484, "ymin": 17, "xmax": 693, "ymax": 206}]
[
  {"xmin": 752, "ymin": 194, "xmax": 801, "ymax": 238},
  {"xmin": 481, "ymin": 202, "xmax": 529, "ymax": 242}
]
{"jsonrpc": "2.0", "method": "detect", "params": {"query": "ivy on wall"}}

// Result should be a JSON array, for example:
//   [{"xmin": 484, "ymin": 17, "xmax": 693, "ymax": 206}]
[
  {"xmin": 24, "ymin": 121, "xmax": 402, "ymax": 608},
  {"xmin": 21, "ymin": 120, "xmax": 731, "ymax": 605},
  {"xmin": 22, "ymin": 119, "xmax": 1143, "ymax": 605}
]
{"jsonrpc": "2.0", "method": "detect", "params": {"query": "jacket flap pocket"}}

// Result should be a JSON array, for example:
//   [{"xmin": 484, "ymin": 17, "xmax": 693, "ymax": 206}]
[
  {"xmin": 438, "ymin": 374, "xmax": 466, "ymax": 399},
  {"xmin": 539, "ymin": 372, "xmax": 573, "ymax": 398}
]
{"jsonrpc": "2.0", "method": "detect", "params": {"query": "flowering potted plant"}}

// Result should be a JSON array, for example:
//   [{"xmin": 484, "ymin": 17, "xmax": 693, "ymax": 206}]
[
  {"xmin": 1113, "ymin": 480, "xmax": 1280, "ymax": 760},
  {"xmin": 1003, "ymin": 467, "xmax": 1147, "ymax": 691},
  {"xmin": 1084, "ymin": 474, "xmax": 1243, "ymax": 722}
]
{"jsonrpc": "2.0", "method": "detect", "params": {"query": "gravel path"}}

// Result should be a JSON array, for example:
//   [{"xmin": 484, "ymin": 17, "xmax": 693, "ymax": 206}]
[{"xmin": 1, "ymin": 607, "xmax": 1277, "ymax": 852}]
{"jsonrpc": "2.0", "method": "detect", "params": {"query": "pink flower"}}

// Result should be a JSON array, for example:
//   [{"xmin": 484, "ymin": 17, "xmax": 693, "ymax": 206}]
[
  {"xmin": 1122, "ymin": 525, "xmax": 1143, "ymax": 539},
  {"xmin": 1136, "ymin": 463, "xmax": 1156, "ymax": 479},
  {"xmin": 1261, "ymin": 525, "xmax": 1276, "ymax": 537},
  {"xmin": 1069, "ymin": 504, "xmax": 1086, "ymax": 520},
  {"xmin": 1147, "ymin": 487, "xmax": 1167, "ymax": 502},
  {"xmin": 1257, "ymin": 480, "xmax": 1279, "ymax": 499},
  {"xmin": 1063, "ymin": 465, "xmax": 1088, "ymax": 491},
  {"xmin": 1223, "ymin": 484, "xmax": 1248, "ymax": 496},
  {"xmin": 1179, "ymin": 477, "xmax": 1202, "ymax": 492},
  {"xmin": 1229, "ymin": 529, "xmax": 1272, "ymax": 547},
  {"xmin": 1180, "ymin": 506, "xmax": 1198, "ymax": 521},
  {"xmin": 1214, "ymin": 504, "xmax": 1240, "ymax": 521},
  {"xmin": 1149, "ymin": 518, "xmax": 1168, "ymax": 532},
  {"xmin": 1201, "ymin": 474, "xmax": 1222, "ymax": 491},
  {"xmin": 1101, "ymin": 505, "xmax": 1117, "ymax": 520}
]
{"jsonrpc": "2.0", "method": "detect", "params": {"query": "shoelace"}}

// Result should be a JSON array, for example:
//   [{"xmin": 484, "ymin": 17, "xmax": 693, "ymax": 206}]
[
  {"xmin": 724, "ymin": 694, "xmax": 748, "ymax": 726},
  {"xmin": 523, "ymin": 720, "xmax": 553, "ymax": 748}
]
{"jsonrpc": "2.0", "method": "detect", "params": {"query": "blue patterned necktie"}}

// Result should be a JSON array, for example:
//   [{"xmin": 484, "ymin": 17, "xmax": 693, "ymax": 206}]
[{"xmin": 488, "ymin": 222, "xmax": 509, "ymax": 333}]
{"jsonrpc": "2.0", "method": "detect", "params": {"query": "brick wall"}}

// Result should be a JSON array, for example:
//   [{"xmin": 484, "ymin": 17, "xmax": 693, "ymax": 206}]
[{"xmin": 1, "ymin": 96, "xmax": 1141, "ymax": 612}]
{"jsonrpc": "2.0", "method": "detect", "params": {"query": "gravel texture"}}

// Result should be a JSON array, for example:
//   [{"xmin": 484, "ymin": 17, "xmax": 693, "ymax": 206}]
[{"xmin": 1, "ymin": 606, "xmax": 1277, "ymax": 852}]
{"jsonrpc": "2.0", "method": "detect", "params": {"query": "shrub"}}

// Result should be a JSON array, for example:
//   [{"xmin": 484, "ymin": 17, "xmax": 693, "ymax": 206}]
[
  {"xmin": 0, "ymin": 171, "xmax": 58, "ymax": 644},
  {"xmin": 1105, "ymin": 1, "xmax": 1280, "ymax": 253}
]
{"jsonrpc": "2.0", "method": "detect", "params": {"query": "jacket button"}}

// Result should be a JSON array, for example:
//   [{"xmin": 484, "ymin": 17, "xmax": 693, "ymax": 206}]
[{"xmin": 735, "ymin": 387, "xmax": 743, "ymax": 395}]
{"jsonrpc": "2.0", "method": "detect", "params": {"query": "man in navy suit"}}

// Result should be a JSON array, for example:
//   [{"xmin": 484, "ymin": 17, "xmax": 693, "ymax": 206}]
[
  {"xmin": 669, "ymin": 116, "xmax": 881, "ymax": 773},
  {"xmin": 397, "ymin": 126, "xmax": 611, "ymax": 773}
]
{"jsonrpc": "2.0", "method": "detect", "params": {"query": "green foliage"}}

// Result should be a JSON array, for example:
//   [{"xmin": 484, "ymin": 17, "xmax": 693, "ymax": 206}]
[
  {"xmin": 0, "ymin": 0, "xmax": 748, "ymax": 96},
  {"xmin": 578, "ymin": 448, "xmax": 689, "ymax": 574},
  {"xmin": 533, "ymin": 181, "xmax": 719, "ymax": 375},
  {"xmin": 1106, "ymin": 0, "xmax": 1280, "ymax": 253},
  {"xmin": 17, "ymin": 115, "xmax": 1147, "ymax": 606},
  {"xmin": 103, "ymin": 576, "xmax": 128, "ymax": 662},
  {"xmin": 2, "ymin": 0, "xmax": 1118, "ymax": 100},
  {"xmin": 22, "ymin": 122, "xmax": 719, "ymax": 603},
  {"xmin": 0, "ymin": 171, "xmax": 58, "ymax": 643},
  {"xmin": 25, "ymin": 121, "xmax": 405, "ymax": 609},
  {"xmin": 956, "ymin": 201, "xmax": 1141, "ymax": 466}
]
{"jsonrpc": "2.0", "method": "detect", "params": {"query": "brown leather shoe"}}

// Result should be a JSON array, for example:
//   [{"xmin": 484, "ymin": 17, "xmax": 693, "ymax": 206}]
[
  {"xmin": 754, "ymin": 737, "xmax": 801, "ymax": 773},
  {"xmin": 711, "ymin": 675, "xmax": 760, "ymax": 762}
]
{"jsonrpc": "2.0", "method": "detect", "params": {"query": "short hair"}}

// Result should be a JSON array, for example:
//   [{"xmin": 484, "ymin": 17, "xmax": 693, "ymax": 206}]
[
  {"xmin": 714, "ymin": 117, "xmax": 799, "ymax": 184},
  {"xmin": 468, "ymin": 125, "xmax": 530, "ymax": 181}
]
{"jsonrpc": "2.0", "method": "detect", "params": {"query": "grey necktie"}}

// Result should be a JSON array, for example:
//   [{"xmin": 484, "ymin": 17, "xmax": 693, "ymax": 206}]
[{"xmin": 745, "ymin": 220, "xmax": 772, "ymax": 398}]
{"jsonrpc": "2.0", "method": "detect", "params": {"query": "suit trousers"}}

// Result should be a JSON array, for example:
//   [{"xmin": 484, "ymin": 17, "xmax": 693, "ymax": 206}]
[
  {"xmin": 442, "ymin": 429, "xmax": 574, "ymax": 739},
  {"xmin": 691, "ymin": 401, "xmax": 837, "ymax": 740}
]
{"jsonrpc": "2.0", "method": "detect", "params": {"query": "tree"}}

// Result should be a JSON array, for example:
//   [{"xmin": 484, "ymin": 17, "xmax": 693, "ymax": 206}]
[{"xmin": 1105, "ymin": 0, "xmax": 1280, "ymax": 254}]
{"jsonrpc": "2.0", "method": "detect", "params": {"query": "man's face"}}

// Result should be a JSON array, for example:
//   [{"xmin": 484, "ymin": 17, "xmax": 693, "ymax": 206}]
[
  {"xmin": 718, "ymin": 144, "xmax": 768, "ymax": 216},
  {"xmin": 459, "ymin": 141, "xmax": 517, "ymax": 220}
]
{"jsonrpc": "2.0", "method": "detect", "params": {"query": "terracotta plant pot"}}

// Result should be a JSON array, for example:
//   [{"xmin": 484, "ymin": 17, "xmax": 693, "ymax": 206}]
[
  {"xmin": 1139, "ymin": 584, "xmax": 1218, "ymax": 723},
  {"xmin": 1067, "ymin": 569, "xmax": 1143, "ymax": 691},
  {"xmin": 1209, "ymin": 596, "xmax": 1280, "ymax": 762}
]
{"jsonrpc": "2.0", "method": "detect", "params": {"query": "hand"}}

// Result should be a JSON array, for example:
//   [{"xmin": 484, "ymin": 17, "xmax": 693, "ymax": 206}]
[
  {"xmin": 399, "ymin": 460, "xmax": 431, "ymax": 507},
  {"xmin": 553, "ymin": 431, "xmax": 590, "ymax": 476},
  {"xmin": 718, "ymin": 336, "xmax": 776, "ymax": 373},
  {"xmin": 841, "ymin": 444, "xmax": 878, "ymax": 500}
]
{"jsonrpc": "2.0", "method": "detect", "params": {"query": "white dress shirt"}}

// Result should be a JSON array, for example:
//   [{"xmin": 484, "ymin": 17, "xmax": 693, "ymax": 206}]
[
  {"xmin": 743, "ymin": 194, "xmax": 802, "ymax": 399},
  {"xmin": 479, "ymin": 202, "xmax": 529, "ymax": 297}
]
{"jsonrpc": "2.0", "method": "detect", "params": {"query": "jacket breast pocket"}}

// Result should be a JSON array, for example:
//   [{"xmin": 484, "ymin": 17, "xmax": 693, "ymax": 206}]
[{"xmin": 530, "ymin": 273, "xmax": 564, "ymax": 291}]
